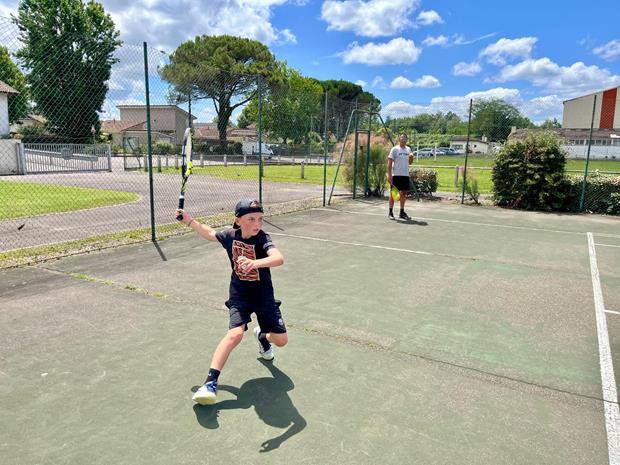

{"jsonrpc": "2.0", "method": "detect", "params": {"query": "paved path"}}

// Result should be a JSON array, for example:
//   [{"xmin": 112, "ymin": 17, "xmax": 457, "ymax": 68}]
[{"xmin": 1, "ymin": 168, "xmax": 344, "ymax": 252}]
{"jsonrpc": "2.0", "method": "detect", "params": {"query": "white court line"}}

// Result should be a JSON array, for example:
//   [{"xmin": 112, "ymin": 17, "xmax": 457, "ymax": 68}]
[
  {"xmin": 270, "ymin": 232, "xmax": 433, "ymax": 256},
  {"xmin": 606, "ymin": 310, "xmax": 620, "ymax": 315},
  {"xmin": 588, "ymin": 232, "xmax": 620, "ymax": 465},
  {"xmin": 597, "ymin": 243, "xmax": 620, "ymax": 249},
  {"xmin": 316, "ymin": 207, "xmax": 620, "ymax": 238}
]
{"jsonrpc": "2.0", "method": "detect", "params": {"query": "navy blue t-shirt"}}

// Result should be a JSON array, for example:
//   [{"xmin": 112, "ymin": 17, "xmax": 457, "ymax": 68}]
[{"xmin": 215, "ymin": 228, "xmax": 276, "ymax": 300}]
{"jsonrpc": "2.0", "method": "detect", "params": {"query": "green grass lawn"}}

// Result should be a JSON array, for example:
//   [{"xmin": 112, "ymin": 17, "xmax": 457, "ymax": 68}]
[
  {"xmin": 410, "ymin": 156, "xmax": 620, "ymax": 193},
  {"xmin": 162, "ymin": 158, "xmax": 620, "ymax": 195},
  {"xmin": 0, "ymin": 181, "xmax": 140, "ymax": 220},
  {"xmin": 163, "ymin": 164, "xmax": 347, "ymax": 185}
]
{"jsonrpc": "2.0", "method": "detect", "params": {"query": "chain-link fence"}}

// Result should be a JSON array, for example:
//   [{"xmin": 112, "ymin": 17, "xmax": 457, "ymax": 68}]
[{"xmin": 1, "ymin": 12, "xmax": 619, "ymax": 263}]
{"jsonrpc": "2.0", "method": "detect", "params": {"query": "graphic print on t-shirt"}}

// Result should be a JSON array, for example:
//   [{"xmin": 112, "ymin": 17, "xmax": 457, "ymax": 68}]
[{"xmin": 232, "ymin": 240, "xmax": 259, "ymax": 281}]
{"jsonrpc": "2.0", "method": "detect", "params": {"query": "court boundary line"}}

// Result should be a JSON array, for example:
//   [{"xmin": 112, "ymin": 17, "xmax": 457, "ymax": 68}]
[
  {"xmin": 588, "ymin": 232, "xmax": 620, "ymax": 465},
  {"xmin": 270, "ymin": 231, "xmax": 601, "ymax": 276},
  {"xmin": 597, "ymin": 243, "xmax": 620, "ymax": 249},
  {"xmin": 316, "ymin": 207, "xmax": 620, "ymax": 238}
]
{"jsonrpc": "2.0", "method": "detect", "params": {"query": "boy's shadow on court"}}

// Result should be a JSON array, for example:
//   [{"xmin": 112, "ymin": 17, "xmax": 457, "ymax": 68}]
[
  {"xmin": 397, "ymin": 219, "xmax": 428, "ymax": 226},
  {"xmin": 192, "ymin": 360, "xmax": 307, "ymax": 453}
]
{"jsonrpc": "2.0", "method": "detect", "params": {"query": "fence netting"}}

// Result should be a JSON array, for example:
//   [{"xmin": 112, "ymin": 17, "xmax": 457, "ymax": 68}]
[{"xmin": 1, "ymin": 13, "xmax": 618, "ymax": 263}]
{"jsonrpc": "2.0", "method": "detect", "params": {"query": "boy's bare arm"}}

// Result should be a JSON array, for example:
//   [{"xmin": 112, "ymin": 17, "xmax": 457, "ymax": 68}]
[
  {"xmin": 176, "ymin": 209, "xmax": 218, "ymax": 242},
  {"xmin": 237, "ymin": 247, "xmax": 283, "ymax": 273}
]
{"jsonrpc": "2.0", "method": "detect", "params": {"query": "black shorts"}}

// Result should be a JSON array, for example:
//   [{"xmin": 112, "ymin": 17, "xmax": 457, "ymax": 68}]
[
  {"xmin": 392, "ymin": 175, "xmax": 410, "ymax": 192},
  {"xmin": 225, "ymin": 299, "xmax": 287, "ymax": 334}
]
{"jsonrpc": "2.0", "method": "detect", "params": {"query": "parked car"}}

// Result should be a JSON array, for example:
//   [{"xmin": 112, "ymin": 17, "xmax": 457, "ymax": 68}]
[
  {"xmin": 438, "ymin": 147, "xmax": 457, "ymax": 155},
  {"xmin": 415, "ymin": 147, "xmax": 436, "ymax": 157}
]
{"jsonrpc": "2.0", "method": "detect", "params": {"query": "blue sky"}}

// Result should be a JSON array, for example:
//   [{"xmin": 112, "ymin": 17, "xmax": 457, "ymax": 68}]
[{"xmin": 1, "ymin": 0, "xmax": 620, "ymax": 123}]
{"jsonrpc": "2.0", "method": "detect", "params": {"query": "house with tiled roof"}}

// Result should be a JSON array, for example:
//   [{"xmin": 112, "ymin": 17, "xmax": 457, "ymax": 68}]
[{"xmin": 102, "ymin": 105, "xmax": 196, "ymax": 150}]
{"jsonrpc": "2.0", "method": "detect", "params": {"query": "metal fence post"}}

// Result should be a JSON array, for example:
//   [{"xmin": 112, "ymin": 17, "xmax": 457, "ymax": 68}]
[
  {"xmin": 323, "ymin": 92, "xmax": 329, "ymax": 206},
  {"xmin": 143, "ymin": 42, "xmax": 156, "ymax": 242},
  {"xmin": 257, "ymin": 75, "xmax": 263, "ymax": 204},
  {"xmin": 579, "ymin": 94, "xmax": 597, "ymax": 212},
  {"xmin": 364, "ymin": 111, "xmax": 371, "ymax": 196},
  {"xmin": 461, "ymin": 99, "xmax": 473, "ymax": 204}
]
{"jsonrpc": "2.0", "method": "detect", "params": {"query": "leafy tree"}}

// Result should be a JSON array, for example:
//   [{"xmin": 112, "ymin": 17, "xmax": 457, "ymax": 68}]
[
  {"xmin": 160, "ymin": 35, "xmax": 281, "ymax": 142},
  {"xmin": 14, "ymin": 0, "xmax": 121, "ymax": 142},
  {"xmin": 539, "ymin": 118, "xmax": 561, "ymax": 128},
  {"xmin": 0, "ymin": 46, "xmax": 29, "ymax": 124},
  {"xmin": 470, "ymin": 99, "xmax": 533, "ymax": 142},
  {"xmin": 319, "ymin": 79, "xmax": 380, "ymax": 140},
  {"xmin": 238, "ymin": 66, "xmax": 323, "ymax": 143}
]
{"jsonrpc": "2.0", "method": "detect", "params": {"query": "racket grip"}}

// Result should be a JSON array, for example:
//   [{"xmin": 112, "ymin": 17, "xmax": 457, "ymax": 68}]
[{"xmin": 176, "ymin": 197, "xmax": 184, "ymax": 221}]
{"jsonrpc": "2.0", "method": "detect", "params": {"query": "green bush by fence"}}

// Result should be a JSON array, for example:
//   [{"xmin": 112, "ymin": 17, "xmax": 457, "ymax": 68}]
[
  {"xmin": 492, "ymin": 132, "xmax": 567, "ymax": 211},
  {"xmin": 410, "ymin": 169, "xmax": 438, "ymax": 198}
]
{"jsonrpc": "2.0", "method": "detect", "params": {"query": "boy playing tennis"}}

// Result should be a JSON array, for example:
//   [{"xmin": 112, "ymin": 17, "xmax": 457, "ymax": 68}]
[{"xmin": 176, "ymin": 199, "xmax": 287, "ymax": 405}]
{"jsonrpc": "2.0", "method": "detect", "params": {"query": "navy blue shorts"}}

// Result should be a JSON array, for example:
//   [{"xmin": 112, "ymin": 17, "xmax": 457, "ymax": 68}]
[{"xmin": 225, "ymin": 299, "xmax": 287, "ymax": 334}]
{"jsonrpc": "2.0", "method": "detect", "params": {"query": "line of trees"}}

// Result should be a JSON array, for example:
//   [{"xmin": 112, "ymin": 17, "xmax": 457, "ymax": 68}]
[{"xmin": 385, "ymin": 100, "xmax": 562, "ymax": 143}]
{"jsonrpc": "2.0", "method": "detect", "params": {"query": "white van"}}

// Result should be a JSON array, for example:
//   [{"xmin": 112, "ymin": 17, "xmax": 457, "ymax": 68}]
[{"xmin": 241, "ymin": 142, "xmax": 273, "ymax": 158}]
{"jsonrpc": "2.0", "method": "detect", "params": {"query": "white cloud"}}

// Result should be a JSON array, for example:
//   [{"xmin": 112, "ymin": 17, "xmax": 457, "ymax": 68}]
[
  {"xmin": 372, "ymin": 76, "xmax": 386, "ymax": 88},
  {"xmin": 519, "ymin": 95, "xmax": 563, "ymax": 121},
  {"xmin": 416, "ymin": 10, "xmax": 443, "ymax": 26},
  {"xmin": 593, "ymin": 39, "xmax": 620, "ymax": 61},
  {"xmin": 391, "ymin": 76, "xmax": 414, "ymax": 88},
  {"xmin": 413, "ymin": 75, "xmax": 440, "ymax": 88},
  {"xmin": 422, "ymin": 35, "xmax": 448, "ymax": 47},
  {"xmin": 480, "ymin": 37, "xmax": 538, "ymax": 66},
  {"xmin": 382, "ymin": 87, "xmax": 522, "ymax": 119},
  {"xmin": 276, "ymin": 29, "xmax": 298, "ymax": 45},
  {"xmin": 102, "ymin": 0, "xmax": 296, "ymax": 51},
  {"xmin": 339, "ymin": 38, "xmax": 421, "ymax": 65},
  {"xmin": 355, "ymin": 79, "xmax": 367, "ymax": 87},
  {"xmin": 492, "ymin": 57, "xmax": 620, "ymax": 97},
  {"xmin": 382, "ymin": 87, "xmax": 563, "ymax": 122},
  {"xmin": 453, "ymin": 61, "xmax": 482, "ymax": 77},
  {"xmin": 422, "ymin": 33, "xmax": 496, "ymax": 48},
  {"xmin": 321, "ymin": 0, "xmax": 419, "ymax": 37}
]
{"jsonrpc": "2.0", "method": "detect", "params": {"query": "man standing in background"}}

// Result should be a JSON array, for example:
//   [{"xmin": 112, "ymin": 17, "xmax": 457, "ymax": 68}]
[{"xmin": 387, "ymin": 133, "xmax": 413, "ymax": 220}]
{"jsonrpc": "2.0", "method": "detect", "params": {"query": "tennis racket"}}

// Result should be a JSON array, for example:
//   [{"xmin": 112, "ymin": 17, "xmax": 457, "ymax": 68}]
[{"xmin": 176, "ymin": 127, "xmax": 193, "ymax": 220}]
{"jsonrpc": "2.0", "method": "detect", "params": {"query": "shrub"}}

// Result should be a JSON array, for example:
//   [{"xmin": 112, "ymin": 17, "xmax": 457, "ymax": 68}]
[
  {"xmin": 153, "ymin": 140, "xmax": 174, "ymax": 155},
  {"xmin": 492, "ymin": 132, "xmax": 567, "ymax": 211},
  {"xmin": 409, "ymin": 169, "xmax": 438, "ymax": 198},
  {"xmin": 457, "ymin": 170, "xmax": 480, "ymax": 204},
  {"xmin": 563, "ymin": 172, "xmax": 620, "ymax": 214},
  {"xmin": 343, "ymin": 143, "xmax": 389, "ymax": 196}
]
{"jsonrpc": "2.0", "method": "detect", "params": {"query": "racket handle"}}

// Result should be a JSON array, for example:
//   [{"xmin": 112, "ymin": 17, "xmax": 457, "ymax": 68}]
[{"xmin": 176, "ymin": 197, "xmax": 184, "ymax": 221}]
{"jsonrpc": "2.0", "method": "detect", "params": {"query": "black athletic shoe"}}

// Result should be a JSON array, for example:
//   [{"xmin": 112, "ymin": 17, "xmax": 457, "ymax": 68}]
[
  {"xmin": 388, "ymin": 211, "xmax": 395, "ymax": 220},
  {"xmin": 399, "ymin": 211, "xmax": 411, "ymax": 220}
]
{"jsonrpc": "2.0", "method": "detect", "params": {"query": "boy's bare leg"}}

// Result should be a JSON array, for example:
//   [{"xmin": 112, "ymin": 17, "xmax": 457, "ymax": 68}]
[
  {"xmin": 266, "ymin": 332, "xmax": 288, "ymax": 347},
  {"xmin": 400, "ymin": 193, "xmax": 406, "ymax": 210},
  {"xmin": 210, "ymin": 326, "xmax": 245, "ymax": 371}
]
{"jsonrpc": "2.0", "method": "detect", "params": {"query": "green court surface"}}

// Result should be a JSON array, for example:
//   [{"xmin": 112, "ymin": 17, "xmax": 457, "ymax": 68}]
[{"xmin": 1, "ymin": 199, "xmax": 619, "ymax": 465}]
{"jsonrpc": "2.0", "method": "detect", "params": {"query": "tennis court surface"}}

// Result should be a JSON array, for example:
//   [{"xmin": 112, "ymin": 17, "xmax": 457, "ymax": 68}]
[{"xmin": 2, "ymin": 199, "xmax": 619, "ymax": 465}]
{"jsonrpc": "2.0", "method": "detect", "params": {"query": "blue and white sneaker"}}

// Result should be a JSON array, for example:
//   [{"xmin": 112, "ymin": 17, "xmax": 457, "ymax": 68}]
[
  {"xmin": 253, "ymin": 326, "xmax": 274, "ymax": 360},
  {"xmin": 192, "ymin": 380, "xmax": 218, "ymax": 405}
]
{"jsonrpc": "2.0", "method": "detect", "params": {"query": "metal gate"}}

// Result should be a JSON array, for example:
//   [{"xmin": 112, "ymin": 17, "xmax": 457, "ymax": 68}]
[{"xmin": 23, "ymin": 143, "xmax": 112, "ymax": 174}]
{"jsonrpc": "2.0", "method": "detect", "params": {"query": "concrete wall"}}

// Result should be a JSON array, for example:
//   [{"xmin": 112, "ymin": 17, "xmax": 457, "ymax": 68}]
[{"xmin": 0, "ymin": 139, "xmax": 24, "ymax": 175}]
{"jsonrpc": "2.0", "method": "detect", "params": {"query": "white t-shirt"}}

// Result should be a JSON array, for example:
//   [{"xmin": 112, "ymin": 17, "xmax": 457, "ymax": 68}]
[{"xmin": 388, "ymin": 145, "xmax": 411, "ymax": 176}]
